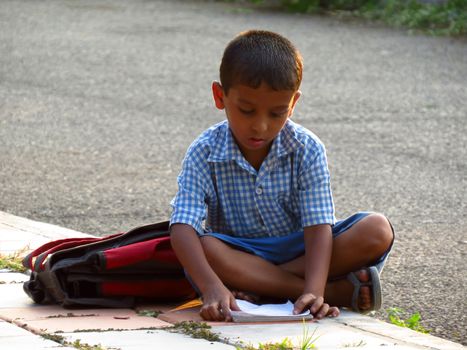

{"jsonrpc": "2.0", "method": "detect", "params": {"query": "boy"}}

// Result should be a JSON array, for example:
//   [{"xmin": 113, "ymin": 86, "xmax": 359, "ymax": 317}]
[{"xmin": 170, "ymin": 30, "xmax": 394, "ymax": 322}]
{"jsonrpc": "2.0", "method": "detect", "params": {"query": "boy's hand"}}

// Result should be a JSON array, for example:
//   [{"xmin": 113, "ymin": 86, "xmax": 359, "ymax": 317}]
[
  {"xmin": 293, "ymin": 292, "xmax": 339, "ymax": 319},
  {"xmin": 200, "ymin": 284, "xmax": 240, "ymax": 321}
]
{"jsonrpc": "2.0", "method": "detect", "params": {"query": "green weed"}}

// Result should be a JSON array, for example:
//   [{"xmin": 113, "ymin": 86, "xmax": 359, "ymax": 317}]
[
  {"xmin": 0, "ymin": 252, "xmax": 27, "ymax": 273},
  {"xmin": 240, "ymin": 337, "xmax": 294, "ymax": 350},
  {"xmin": 342, "ymin": 339, "xmax": 366, "ymax": 347},
  {"xmin": 237, "ymin": 321, "xmax": 319, "ymax": 349},
  {"xmin": 172, "ymin": 321, "xmax": 220, "ymax": 342},
  {"xmin": 298, "ymin": 319, "xmax": 320, "ymax": 349},
  {"xmin": 136, "ymin": 309, "xmax": 162, "ymax": 318},
  {"xmin": 387, "ymin": 307, "xmax": 430, "ymax": 334},
  {"xmin": 40, "ymin": 333, "xmax": 119, "ymax": 350},
  {"xmin": 234, "ymin": 0, "xmax": 467, "ymax": 35}
]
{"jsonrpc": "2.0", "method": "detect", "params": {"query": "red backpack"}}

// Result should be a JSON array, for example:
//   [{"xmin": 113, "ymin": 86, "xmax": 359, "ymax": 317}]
[{"xmin": 22, "ymin": 221, "xmax": 196, "ymax": 308}]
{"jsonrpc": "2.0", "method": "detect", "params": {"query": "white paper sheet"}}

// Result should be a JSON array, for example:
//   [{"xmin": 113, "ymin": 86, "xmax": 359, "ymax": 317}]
[{"xmin": 235, "ymin": 299, "xmax": 310, "ymax": 317}]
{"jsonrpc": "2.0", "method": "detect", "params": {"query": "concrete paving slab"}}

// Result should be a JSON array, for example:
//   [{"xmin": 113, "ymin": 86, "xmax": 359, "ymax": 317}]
[
  {"xmin": 0, "ymin": 319, "xmax": 33, "ymax": 337},
  {"xmin": 0, "ymin": 229, "xmax": 37, "ymax": 256},
  {"xmin": 16, "ymin": 310, "xmax": 172, "ymax": 334},
  {"xmin": 0, "ymin": 305, "xmax": 132, "ymax": 322},
  {"xmin": 0, "ymin": 283, "xmax": 38, "ymax": 308},
  {"xmin": 0, "ymin": 282, "xmax": 170, "ymax": 333},
  {"xmin": 0, "ymin": 271, "xmax": 30, "ymax": 284},
  {"xmin": 0, "ymin": 320, "xmax": 73, "ymax": 349},
  {"xmin": 0, "ymin": 212, "xmax": 94, "ymax": 256},
  {"xmin": 0, "ymin": 211, "xmax": 92, "ymax": 240},
  {"xmin": 335, "ymin": 311, "xmax": 465, "ymax": 350},
  {"xmin": 213, "ymin": 313, "xmax": 466, "ymax": 350},
  {"xmin": 212, "ymin": 320, "xmax": 399, "ymax": 349},
  {"xmin": 61, "ymin": 329, "xmax": 236, "ymax": 350},
  {"xmin": 0, "ymin": 336, "xmax": 74, "ymax": 350}
]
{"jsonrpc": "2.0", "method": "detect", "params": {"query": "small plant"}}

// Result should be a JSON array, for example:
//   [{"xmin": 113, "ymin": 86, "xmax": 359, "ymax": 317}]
[
  {"xmin": 172, "ymin": 321, "xmax": 220, "ymax": 342},
  {"xmin": 239, "ymin": 337, "xmax": 294, "ymax": 350},
  {"xmin": 41, "ymin": 332, "xmax": 119, "ymax": 350},
  {"xmin": 298, "ymin": 319, "xmax": 320, "ymax": 349},
  {"xmin": 342, "ymin": 340, "xmax": 366, "ymax": 347},
  {"xmin": 387, "ymin": 307, "xmax": 430, "ymax": 334},
  {"xmin": 41, "ymin": 333, "xmax": 66, "ymax": 343},
  {"xmin": 234, "ymin": 0, "xmax": 467, "ymax": 36},
  {"xmin": 69, "ymin": 339, "xmax": 114, "ymax": 350},
  {"xmin": 237, "ymin": 321, "xmax": 319, "ymax": 350},
  {"xmin": 258, "ymin": 337, "xmax": 294, "ymax": 349},
  {"xmin": 136, "ymin": 309, "xmax": 162, "ymax": 318},
  {"xmin": 0, "ymin": 252, "xmax": 27, "ymax": 273}
]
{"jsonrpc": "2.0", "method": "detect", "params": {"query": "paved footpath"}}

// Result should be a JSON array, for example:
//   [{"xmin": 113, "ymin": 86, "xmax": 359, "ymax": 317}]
[{"xmin": 0, "ymin": 211, "xmax": 464, "ymax": 350}]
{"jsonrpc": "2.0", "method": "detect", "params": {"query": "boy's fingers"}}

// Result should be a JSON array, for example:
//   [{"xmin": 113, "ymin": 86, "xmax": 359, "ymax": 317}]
[
  {"xmin": 328, "ymin": 306, "xmax": 340, "ymax": 317},
  {"xmin": 293, "ymin": 294, "xmax": 314, "ymax": 314},
  {"xmin": 211, "ymin": 306, "xmax": 224, "ymax": 321},
  {"xmin": 230, "ymin": 295, "xmax": 241, "ymax": 311},
  {"xmin": 201, "ymin": 303, "xmax": 223, "ymax": 321},
  {"xmin": 315, "ymin": 303, "xmax": 329, "ymax": 319},
  {"xmin": 221, "ymin": 301, "xmax": 233, "ymax": 321},
  {"xmin": 309, "ymin": 296, "xmax": 324, "ymax": 315}
]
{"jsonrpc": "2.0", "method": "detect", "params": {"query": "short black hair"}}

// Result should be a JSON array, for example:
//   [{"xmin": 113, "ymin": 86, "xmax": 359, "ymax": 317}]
[{"xmin": 220, "ymin": 30, "xmax": 303, "ymax": 95}]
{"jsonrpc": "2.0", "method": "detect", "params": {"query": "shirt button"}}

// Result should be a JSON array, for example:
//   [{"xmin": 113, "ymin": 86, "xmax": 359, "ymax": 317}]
[{"xmin": 255, "ymin": 187, "xmax": 263, "ymax": 195}]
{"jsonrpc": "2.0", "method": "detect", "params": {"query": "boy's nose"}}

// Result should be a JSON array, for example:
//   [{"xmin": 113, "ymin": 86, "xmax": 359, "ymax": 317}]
[{"xmin": 251, "ymin": 117, "xmax": 268, "ymax": 134}]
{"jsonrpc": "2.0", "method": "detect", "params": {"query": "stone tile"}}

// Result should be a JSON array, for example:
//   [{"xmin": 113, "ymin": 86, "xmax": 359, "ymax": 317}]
[
  {"xmin": 212, "ymin": 318, "xmax": 404, "ymax": 349},
  {"xmin": 0, "ymin": 211, "xmax": 93, "ymax": 256},
  {"xmin": 0, "ymin": 230, "xmax": 36, "ymax": 256},
  {"xmin": 0, "ymin": 319, "xmax": 33, "ymax": 337},
  {"xmin": 0, "ymin": 305, "xmax": 129, "ymax": 322},
  {"xmin": 0, "ymin": 283, "xmax": 37, "ymax": 308},
  {"xmin": 62, "ymin": 329, "xmax": 236, "ymax": 350},
  {"xmin": 0, "ymin": 320, "xmax": 72, "ymax": 349},
  {"xmin": 335, "ymin": 312, "xmax": 465, "ymax": 350},
  {"xmin": 21, "ymin": 310, "xmax": 172, "ymax": 333},
  {"xmin": 0, "ymin": 211, "xmax": 91, "ymax": 240},
  {"xmin": 0, "ymin": 335, "xmax": 74, "ymax": 350},
  {"xmin": 0, "ymin": 272, "xmax": 30, "ymax": 284}
]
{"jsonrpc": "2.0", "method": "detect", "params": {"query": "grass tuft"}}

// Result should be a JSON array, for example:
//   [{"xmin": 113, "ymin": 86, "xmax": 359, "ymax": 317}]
[
  {"xmin": 230, "ymin": 0, "xmax": 467, "ymax": 36},
  {"xmin": 0, "ymin": 252, "xmax": 28, "ymax": 273},
  {"xmin": 172, "ymin": 321, "xmax": 220, "ymax": 342},
  {"xmin": 387, "ymin": 307, "xmax": 430, "ymax": 334}
]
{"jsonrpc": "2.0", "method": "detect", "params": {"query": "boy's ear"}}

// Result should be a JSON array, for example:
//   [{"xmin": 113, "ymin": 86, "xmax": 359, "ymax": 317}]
[
  {"xmin": 288, "ymin": 90, "xmax": 301, "ymax": 117},
  {"xmin": 212, "ymin": 81, "xmax": 225, "ymax": 110}
]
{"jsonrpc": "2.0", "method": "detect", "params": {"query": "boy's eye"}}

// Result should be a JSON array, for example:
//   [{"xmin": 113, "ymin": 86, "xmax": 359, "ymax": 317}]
[
  {"xmin": 239, "ymin": 107, "xmax": 254, "ymax": 115},
  {"xmin": 271, "ymin": 111, "xmax": 288, "ymax": 118}
]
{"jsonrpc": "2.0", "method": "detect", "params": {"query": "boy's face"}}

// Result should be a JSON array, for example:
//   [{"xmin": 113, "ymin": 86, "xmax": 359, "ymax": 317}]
[{"xmin": 212, "ymin": 82, "xmax": 300, "ymax": 166}]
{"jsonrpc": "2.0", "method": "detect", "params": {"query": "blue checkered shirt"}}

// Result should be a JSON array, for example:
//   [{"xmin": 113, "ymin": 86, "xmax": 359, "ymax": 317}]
[{"xmin": 170, "ymin": 120, "xmax": 335, "ymax": 238}]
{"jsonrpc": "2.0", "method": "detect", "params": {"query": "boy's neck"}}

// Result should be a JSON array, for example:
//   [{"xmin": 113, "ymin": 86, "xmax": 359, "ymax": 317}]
[{"xmin": 238, "ymin": 141, "xmax": 272, "ymax": 172}]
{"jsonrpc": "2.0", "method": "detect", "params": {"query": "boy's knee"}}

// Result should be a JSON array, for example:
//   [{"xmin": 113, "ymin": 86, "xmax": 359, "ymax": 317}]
[{"xmin": 364, "ymin": 213, "xmax": 394, "ymax": 254}]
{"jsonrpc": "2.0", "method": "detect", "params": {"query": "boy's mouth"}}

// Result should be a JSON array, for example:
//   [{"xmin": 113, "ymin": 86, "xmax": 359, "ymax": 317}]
[{"xmin": 248, "ymin": 137, "xmax": 266, "ymax": 148}]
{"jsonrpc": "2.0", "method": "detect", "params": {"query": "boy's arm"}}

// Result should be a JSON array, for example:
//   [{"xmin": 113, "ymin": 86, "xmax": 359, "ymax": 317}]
[
  {"xmin": 293, "ymin": 224, "xmax": 334, "ymax": 317},
  {"xmin": 170, "ymin": 223, "xmax": 239, "ymax": 321}
]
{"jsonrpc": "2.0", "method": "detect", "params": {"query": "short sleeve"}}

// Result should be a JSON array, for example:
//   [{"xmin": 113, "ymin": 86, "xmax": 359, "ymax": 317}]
[
  {"xmin": 298, "ymin": 144, "xmax": 335, "ymax": 227},
  {"xmin": 170, "ymin": 159, "xmax": 211, "ymax": 235}
]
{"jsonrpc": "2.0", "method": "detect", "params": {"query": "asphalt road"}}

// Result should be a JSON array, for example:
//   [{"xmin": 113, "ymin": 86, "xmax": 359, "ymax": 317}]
[{"xmin": 1, "ymin": 0, "xmax": 466, "ymax": 344}]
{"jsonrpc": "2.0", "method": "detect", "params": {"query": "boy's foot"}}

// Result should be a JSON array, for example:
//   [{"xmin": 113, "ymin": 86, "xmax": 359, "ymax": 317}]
[
  {"xmin": 231, "ymin": 290, "xmax": 261, "ymax": 304},
  {"xmin": 231, "ymin": 290, "xmax": 288, "ymax": 305},
  {"xmin": 326, "ymin": 266, "xmax": 381, "ymax": 313}
]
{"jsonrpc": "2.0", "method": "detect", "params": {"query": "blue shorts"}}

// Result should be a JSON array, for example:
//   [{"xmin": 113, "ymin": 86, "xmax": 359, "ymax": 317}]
[{"xmin": 202, "ymin": 211, "xmax": 393, "ymax": 271}]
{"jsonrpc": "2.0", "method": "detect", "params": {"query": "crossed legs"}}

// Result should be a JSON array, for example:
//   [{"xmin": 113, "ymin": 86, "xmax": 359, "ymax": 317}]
[{"xmin": 200, "ymin": 213, "xmax": 394, "ymax": 311}]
